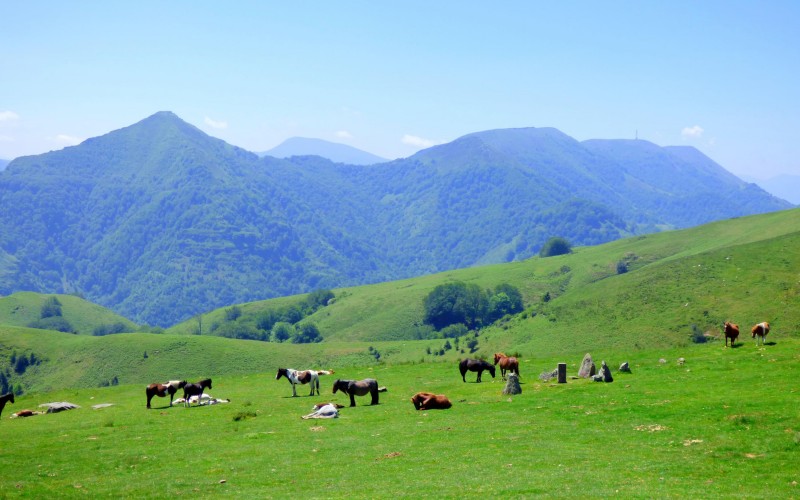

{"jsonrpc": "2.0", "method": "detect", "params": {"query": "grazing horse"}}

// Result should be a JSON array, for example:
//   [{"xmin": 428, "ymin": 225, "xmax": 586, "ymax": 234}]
[
  {"xmin": 0, "ymin": 392, "xmax": 14, "ymax": 418},
  {"xmin": 182, "ymin": 379, "xmax": 213, "ymax": 407},
  {"xmin": 332, "ymin": 378, "xmax": 379, "ymax": 407},
  {"xmin": 493, "ymin": 353, "xmax": 520, "ymax": 380},
  {"xmin": 276, "ymin": 368, "xmax": 334, "ymax": 397},
  {"xmin": 751, "ymin": 322, "xmax": 770, "ymax": 346},
  {"xmin": 145, "ymin": 380, "xmax": 187, "ymax": 409},
  {"xmin": 723, "ymin": 322, "xmax": 740, "ymax": 347},
  {"xmin": 459, "ymin": 358, "xmax": 496, "ymax": 383},
  {"xmin": 411, "ymin": 392, "xmax": 452, "ymax": 410}
]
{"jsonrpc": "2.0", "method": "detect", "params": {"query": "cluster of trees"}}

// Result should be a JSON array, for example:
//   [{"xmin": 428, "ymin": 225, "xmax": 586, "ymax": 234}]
[
  {"xmin": 423, "ymin": 282, "xmax": 524, "ymax": 332},
  {"xmin": 1, "ymin": 351, "xmax": 43, "ymax": 395},
  {"xmin": 426, "ymin": 333, "xmax": 480, "ymax": 357},
  {"xmin": 206, "ymin": 289, "xmax": 333, "ymax": 343},
  {"xmin": 27, "ymin": 297, "xmax": 75, "ymax": 333}
]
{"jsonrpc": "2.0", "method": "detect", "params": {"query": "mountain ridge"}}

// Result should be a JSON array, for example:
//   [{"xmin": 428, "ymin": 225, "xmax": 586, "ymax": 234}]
[{"xmin": 261, "ymin": 136, "xmax": 388, "ymax": 165}]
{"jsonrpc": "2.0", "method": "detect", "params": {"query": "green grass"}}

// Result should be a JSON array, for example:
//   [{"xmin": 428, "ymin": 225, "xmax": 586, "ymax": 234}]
[{"xmin": 1, "ymin": 338, "xmax": 798, "ymax": 498}]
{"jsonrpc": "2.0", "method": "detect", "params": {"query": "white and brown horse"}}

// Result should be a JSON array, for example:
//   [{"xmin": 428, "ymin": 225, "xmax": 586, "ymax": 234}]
[
  {"xmin": 145, "ymin": 380, "xmax": 186, "ymax": 409},
  {"xmin": 276, "ymin": 368, "xmax": 334, "ymax": 397},
  {"xmin": 723, "ymin": 321, "xmax": 740, "ymax": 347},
  {"xmin": 751, "ymin": 322, "xmax": 770, "ymax": 346}
]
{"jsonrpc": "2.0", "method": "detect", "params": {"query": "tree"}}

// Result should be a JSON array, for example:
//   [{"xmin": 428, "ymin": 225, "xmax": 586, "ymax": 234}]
[
  {"xmin": 271, "ymin": 322, "xmax": 294, "ymax": 343},
  {"xmin": 292, "ymin": 323, "xmax": 322, "ymax": 344},
  {"xmin": 40, "ymin": 296, "xmax": 63, "ymax": 318},
  {"xmin": 423, "ymin": 282, "xmax": 488, "ymax": 330},
  {"xmin": 539, "ymin": 237, "xmax": 572, "ymax": 257}
]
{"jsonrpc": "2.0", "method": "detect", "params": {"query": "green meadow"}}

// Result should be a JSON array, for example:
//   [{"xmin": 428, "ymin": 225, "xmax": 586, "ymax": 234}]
[
  {"xmin": 1, "ymin": 339, "xmax": 798, "ymax": 498},
  {"xmin": 1, "ymin": 208, "xmax": 799, "ymax": 497}
]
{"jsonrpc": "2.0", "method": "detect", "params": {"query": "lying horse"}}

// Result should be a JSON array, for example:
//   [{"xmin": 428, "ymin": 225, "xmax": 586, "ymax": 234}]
[
  {"xmin": 723, "ymin": 321, "xmax": 740, "ymax": 347},
  {"xmin": 0, "ymin": 392, "xmax": 14, "ymax": 418},
  {"xmin": 182, "ymin": 379, "xmax": 212, "ymax": 407},
  {"xmin": 459, "ymin": 358, "xmax": 495, "ymax": 383},
  {"xmin": 302, "ymin": 402, "xmax": 345, "ymax": 419},
  {"xmin": 145, "ymin": 380, "xmax": 186, "ymax": 409},
  {"xmin": 752, "ymin": 322, "xmax": 770, "ymax": 346},
  {"xmin": 411, "ymin": 392, "xmax": 452, "ymax": 410},
  {"xmin": 494, "ymin": 353, "xmax": 520, "ymax": 380},
  {"xmin": 332, "ymin": 378, "xmax": 379, "ymax": 407},
  {"xmin": 276, "ymin": 368, "xmax": 334, "ymax": 397}
]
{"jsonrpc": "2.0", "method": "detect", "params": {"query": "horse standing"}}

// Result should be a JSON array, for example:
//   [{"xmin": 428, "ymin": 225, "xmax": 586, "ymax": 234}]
[
  {"xmin": 145, "ymin": 380, "xmax": 186, "ymax": 409},
  {"xmin": 723, "ymin": 322, "xmax": 740, "ymax": 347},
  {"xmin": 493, "ymin": 353, "xmax": 520, "ymax": 380},
  {"xmin": 0, "ymin": 392, "xmax": 14, "ymax": 418},
  {"xmin": 411, "ymin": 392, "xmax": 452, "ymax": 410},
  {"xmin": 276, "ymin": 368, "xmax": 334, "ymax": 397},
  {"xmin": 182, "ymin": 378, "xmax": 213, "ymax": 407},
  {"xmin": 751, "ymin": 322, "xmax": 770, "ymax": 346},
  {"xmin": 332, "ymin": 378, "xmax": 379, "ymax": 407},
  {"xmin": 458, "ymin": 358, "xmax": 496, "ymax": 383}
]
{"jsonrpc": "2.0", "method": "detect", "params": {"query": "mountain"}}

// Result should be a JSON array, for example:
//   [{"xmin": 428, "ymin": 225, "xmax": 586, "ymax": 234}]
[
  {"xmin": 0, "ymin": 159, "xmax": 9, "ymax": 171},
  {"xmin": 0, "ymin": 113, "xmax": 791, "ymax": 327},
  {"xmin": 749, "ymin": 174, "xmax": 800, "ymax": 205},
  {"xmin": 261, "ymin": 137, "xmax": 388, "ymax": 165}
]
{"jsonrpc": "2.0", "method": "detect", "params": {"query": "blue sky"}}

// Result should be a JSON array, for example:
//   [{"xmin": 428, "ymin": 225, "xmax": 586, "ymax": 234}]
[{"xmin": 1, "ymin": 1, "xmax": 798, "ymax": 178}]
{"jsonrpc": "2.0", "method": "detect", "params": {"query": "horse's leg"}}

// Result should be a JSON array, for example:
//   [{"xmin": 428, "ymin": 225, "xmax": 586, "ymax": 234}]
[
  {"xmin": 371, "ymin": 387, "xmax": 379, "ymax": 405},
  {"xmin": 349, "ymin": 392, "xmax": 356, "ymax": 407},
  {"xmin": 292, "ymin": 383, "xmax": 297, "ymax": 397},
  {"xmin": 146, "ymin": 392, "xmax": 152, "ymax": 409},
  {"xmin": 476, "ymin": 369, "xmax": 482, "ymax": 383}
]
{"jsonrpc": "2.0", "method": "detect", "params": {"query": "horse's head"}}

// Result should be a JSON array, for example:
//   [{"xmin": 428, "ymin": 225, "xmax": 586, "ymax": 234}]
[
  {"xmin": 488, "ymin": 364, "xmax": 496, "ymax": 378},
  {"xmin": 332, "ymin": 379, "xmax": 342, "ymax": 394},
  {"xmin": 276, "ymin": 368, "xmax": 287, "ymax": 380},
  {"xmin": 493, "ymin": 353, "xmax": 504, "ymax": 365},
  {"xmin": 201, "ymin": 379, "xmax": 212, "ymax": 390},
  {"xmin": 178, "ymin": 380, "xmax": 187, "ymax": 388}
]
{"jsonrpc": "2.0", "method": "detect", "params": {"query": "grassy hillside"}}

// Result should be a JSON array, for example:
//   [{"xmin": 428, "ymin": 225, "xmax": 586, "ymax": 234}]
[
  {"xmin": 1, "ymin": 339, "xmax": 798, "ymax": 497},
  {"xmin": 0, "ymin": 292, "xmax": 138, "ymax": 335}
]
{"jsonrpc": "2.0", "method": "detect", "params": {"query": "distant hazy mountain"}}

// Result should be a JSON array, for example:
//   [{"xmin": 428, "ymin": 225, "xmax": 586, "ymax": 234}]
[
  {"xmin": 748, "ymin": 175, "xmax": 800, "ymax": 205},
  {"xmin": 261, "ymin": 137, "xmax": 388, "ymax": 165},
  {"xmin": 0, "ymin": 113, "xmax": 790, "ymax": 326}
]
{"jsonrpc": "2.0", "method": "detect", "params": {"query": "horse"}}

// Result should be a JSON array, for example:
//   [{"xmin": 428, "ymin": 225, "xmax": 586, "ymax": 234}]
[
  {"xmin": 276, "ymin": 368, "xmax": 334, "ymax": 397},
  {"xmin": 332, "ymin": 378, "xmax": 379, "ymax": 407},
  {"xmin": 182, "ymin": 379, "xmax": 212, "ymax": 407},
  {"xmin": 459, "ymin": 358, "xmax": 496, "ymax": 383},
  {"xmin": 723, "ymin": 321, "xmax": 740, "ymax": 347},
  {"xmin": 411, "ymin": 392, "xmax": 452, "ymax": 410},
  {"xmin": 0, "ymin": 392, "xmax": 14, "ymax": 418},
  {"xmin": 751, "ymin": 322, "xmax": 770, "ymax": 346},
  {"xmin": 145, "ymin": 380, "xmax": 186, "ymax": 409},
  {"xmin": 302, "ymin": 403, "xmax": 344, "ymax": 419},
  {"xmin": 493, "ymin": 353, "xmax": 520, "ymax": 380}
]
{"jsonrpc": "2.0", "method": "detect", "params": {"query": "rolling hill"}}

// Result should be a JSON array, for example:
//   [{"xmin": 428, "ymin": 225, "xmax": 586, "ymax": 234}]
[
  {"xmin": 260, "ymin": 136, "xmax": 388, "ymax": 165},
  {"xmin": 0, "ymin": 112, "xmax": 791, "ymax": 327}
]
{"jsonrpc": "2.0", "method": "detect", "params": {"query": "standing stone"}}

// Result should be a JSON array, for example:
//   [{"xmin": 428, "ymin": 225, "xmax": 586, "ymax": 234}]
[
  {"xmin": 591, "ymin": 361, "xmax": 613, "ymax": 383},
  {"xmin": 502, "ymin": 373, "xmax": 522, "ymax": 395},
  {"xmin": 557, "ymin": 363, "xmax": 567, "ymax": 384},
  {"xmin": 578, "ymin": 353, "xmax": 596, "ymax": 378}
]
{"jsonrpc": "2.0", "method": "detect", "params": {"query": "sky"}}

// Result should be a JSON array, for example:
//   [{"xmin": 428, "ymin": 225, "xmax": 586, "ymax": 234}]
[{"xmin": 1, "ymin": 1, "xmax": 799, "ymax": 179}]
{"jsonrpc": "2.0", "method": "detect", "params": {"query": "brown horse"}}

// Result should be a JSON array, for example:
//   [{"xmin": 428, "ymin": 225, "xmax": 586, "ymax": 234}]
[
  {"xmin": 182, "ymin": 378, "xmax": 213, "ymax": 407},
  {"xmin": 751, "ymin": 322, "xmax": 770, "ymax": 346},
  {"xmin": 723, "ymin": 322, "xmax": 740, "ymax": 347},
  {"xmin": 332, "ymin": 378, "xmax": 379, "ymax": 407},
  {"xmin": 411, "ymin": 392, "xmax": 452, "ymax": 410},
  {"xmin": 493, "ymin": 353, "xmax": 520, "ymax": 380},
  {"xmin": 145, "ymin": 380, "xmax": 186, "ymax": 409},
  {"xmin": 0, "ymin": 392, "xmax": 14, "ymax": 418}
]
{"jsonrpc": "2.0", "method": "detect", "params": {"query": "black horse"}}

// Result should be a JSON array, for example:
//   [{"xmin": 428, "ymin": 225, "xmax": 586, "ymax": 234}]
[
  {"xmin": 459, "ymin": 359, "xmax": 496, "ymax": 383},
  {"xmin": 182, "ymin": 378, "xmax": 213, "ymax": 407},
  {"xmin": 0, "ymin": 392, "xmax": 14, "ymax": 418},
  {"xmin": 332, "ymin": 378, "xmax": 379, "ymax": 407}
]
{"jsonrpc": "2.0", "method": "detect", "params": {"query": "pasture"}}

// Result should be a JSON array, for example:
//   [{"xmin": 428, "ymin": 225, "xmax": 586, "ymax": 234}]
[{"xmin": 2, "ymin": 338, "xmax": 798, "ymax": 498}]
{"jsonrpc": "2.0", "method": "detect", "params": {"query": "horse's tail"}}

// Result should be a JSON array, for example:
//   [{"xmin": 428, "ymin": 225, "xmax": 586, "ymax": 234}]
[{"xmin": 317, "ymin": 370, "xmax": 335, "ymax": 376}]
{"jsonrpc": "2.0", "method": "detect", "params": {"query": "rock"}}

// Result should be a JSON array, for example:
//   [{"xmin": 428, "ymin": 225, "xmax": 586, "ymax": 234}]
[
  {"xmin": 677, "ymin": 358, "xmax": 685, "ymax": 366},
  {"xmin": 578, "ymin": 353, "xmax": 596, "ymax": 378},
  {"xmin": 619, "ymin": 362, "xmax": 631, "ymax": 373},
  {"xmin": 591, "ymin": 361, "xmax": 613, "ymax": 383},
  {"xmin": 659, "ymin": 358, "xmax": 667, "ymax": 364},
  {"xmin": 502, "ymin": 373, "xmax": 522, "ymax": 395},
  {"xmin": 539, "ymin": 368, "xmax": 558, "ymax": 382}
]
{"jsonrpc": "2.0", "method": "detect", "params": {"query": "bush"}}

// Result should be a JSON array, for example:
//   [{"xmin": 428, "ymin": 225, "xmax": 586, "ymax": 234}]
[
  {"xmin": 40, "ymin": 296, "xmax": 63, "ymax": 319},
  {"xmin": 539, "ymin": 237, "xmax": 572, "ymax": 257},
  {"xmin": 28, "ymin": 316, "xmax": 75, "ymax": 333},
  {"xmin": 271, "ymin": 322, "xmax": 294, "ymax": 343},
  {"xmin": 292, "ymin": 323, "xmax": 322, "ymax": 344}
]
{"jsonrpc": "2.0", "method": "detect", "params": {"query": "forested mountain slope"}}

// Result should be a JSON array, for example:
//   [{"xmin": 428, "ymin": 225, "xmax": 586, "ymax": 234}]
[{"xmin": 0, "ymin": 113, "xmax": 790, "ymax": 326}]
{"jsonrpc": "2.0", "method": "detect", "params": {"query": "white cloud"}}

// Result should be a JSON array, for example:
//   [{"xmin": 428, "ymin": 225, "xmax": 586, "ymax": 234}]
[
  {"xmin": 0, "ymin": 111, "xmax": 20, "ymax": 124},
  {"xmin": 681, "ymin": 125, "xmax": 704, "ymax": 139},
  {"xmin": 55, "ymin": 134, "xmax": 82, "ymax": 146},
  {"xmin": 336, "ymin": 130, "xmax": 353, "ymax": 140},
  {"xmin": 402, "ymin": 134, "xmax": 439, "ymax": 149},
  {"xmin": 0, "ymin": 135, "xmax": 13, "ymax": 142},
  {"xmin": 204, "ymin": 116, "xmax": 228, "ymax": 129}
]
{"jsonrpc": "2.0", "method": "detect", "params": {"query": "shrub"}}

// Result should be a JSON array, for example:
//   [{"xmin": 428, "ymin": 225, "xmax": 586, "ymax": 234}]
[{"xmin": 539, "ymin": 237, "xmax": 572, "ymax": 257}]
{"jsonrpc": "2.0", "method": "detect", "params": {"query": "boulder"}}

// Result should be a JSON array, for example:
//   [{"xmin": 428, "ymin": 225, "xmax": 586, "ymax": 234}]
[
  {"xmin": 502, "ymin": 373, "xmax": 522, "ymax": 395},
  {"xmin": 591, "ymin": 361, "xmax": 613, "ymax": 383},
  {"xmin": 578, "ymin": 353, "xmax": 596, "ymax": 378}
]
